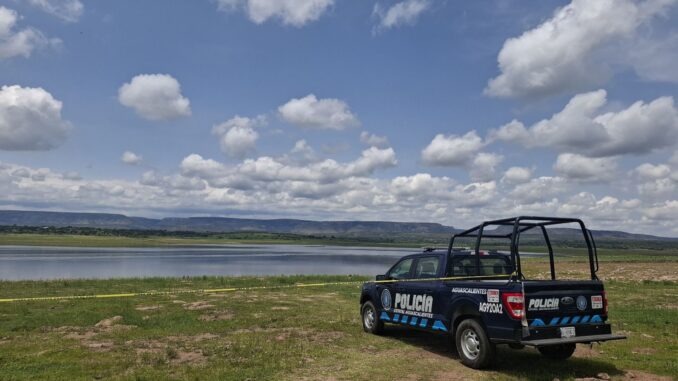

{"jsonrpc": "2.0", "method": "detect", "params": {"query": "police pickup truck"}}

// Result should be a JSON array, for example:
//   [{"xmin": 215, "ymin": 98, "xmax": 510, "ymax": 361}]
[{"xmin": 360, "ymin": 216, "xmax": 625, "ymax": 369}]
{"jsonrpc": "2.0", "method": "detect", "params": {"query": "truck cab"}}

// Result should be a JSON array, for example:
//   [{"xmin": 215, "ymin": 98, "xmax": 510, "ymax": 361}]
[{"xmin": 359, "ymin": 216, "xmax": 625, "ymax": 369}]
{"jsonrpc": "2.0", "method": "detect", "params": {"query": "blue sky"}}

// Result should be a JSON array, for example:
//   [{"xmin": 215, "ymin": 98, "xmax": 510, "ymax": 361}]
[{"xmin": 0, "ymin": 0, "xmax": 677, "ymax": 235}]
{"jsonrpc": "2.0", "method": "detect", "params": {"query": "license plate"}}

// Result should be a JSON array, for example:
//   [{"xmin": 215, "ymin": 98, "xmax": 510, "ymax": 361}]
[{"xmin": 560, "ymin": 326, "xmax": 576, "ymax": 338}]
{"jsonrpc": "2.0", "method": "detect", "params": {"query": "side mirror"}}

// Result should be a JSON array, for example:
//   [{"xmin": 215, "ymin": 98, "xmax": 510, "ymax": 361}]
[{"xmin": 375, "ymin": 274, "xmax": 387, "ymax": 281}]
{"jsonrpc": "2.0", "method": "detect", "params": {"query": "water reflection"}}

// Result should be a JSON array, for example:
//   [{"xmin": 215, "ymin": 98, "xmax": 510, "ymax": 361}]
[{"xmin": 0, "ymin": 245, "xmax": 415, "ymax": 280}]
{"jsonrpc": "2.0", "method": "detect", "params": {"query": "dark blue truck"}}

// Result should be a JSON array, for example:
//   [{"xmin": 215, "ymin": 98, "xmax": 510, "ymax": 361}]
[{"xmin": 359, "ymin": 216, "xmax": 626, "ymax": 369}]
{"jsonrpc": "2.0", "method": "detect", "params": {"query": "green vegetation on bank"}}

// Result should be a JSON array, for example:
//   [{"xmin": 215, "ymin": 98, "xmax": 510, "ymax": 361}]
[
  {"xmin": 0, "ymin": 232, "xmax": 413, "ymax": 248},
  {"xmin": 0, "ymin": 226, "xmax": 436, "ymax": 248},
  {"xmin": 0, "ymin": 271, "xmax": 676, "ymax": 381}
]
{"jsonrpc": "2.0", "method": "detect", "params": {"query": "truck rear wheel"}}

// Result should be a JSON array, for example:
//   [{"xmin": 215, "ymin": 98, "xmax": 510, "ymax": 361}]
[
  {"xmin": 455, "ymin": 318, "xmax": 495, "ymax": 369},
  {"xmin": 361, "ymin": 301, "xmax": 384, "ymax": 334},
  {"xmin": 538, "ymin": 343, "xmax": 576, "ymax": 360}
]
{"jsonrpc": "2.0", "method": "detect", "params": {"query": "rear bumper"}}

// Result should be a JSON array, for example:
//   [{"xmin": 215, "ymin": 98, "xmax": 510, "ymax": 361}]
[
  {"xmin": 490, "ymin": 323, "xmax": 626, "ymax": 346},
  {"xmin": 520, "ymin": 334, "xmax": 626, "ymax": 347}
]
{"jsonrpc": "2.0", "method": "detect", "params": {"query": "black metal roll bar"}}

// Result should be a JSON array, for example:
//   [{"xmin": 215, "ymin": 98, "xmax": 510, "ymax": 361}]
[{"xmin": 446, "ymin": 216, "xmax": 598, "ymax": 281}]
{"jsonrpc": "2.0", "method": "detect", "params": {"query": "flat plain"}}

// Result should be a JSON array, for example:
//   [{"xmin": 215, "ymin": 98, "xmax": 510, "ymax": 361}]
[{"xmin": 0, "ymin": 254, "xmax": 676, "ymax": 381}]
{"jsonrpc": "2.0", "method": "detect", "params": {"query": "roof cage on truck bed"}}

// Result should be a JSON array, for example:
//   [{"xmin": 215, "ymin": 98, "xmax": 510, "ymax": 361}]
[{"xmin": 446, "ymin": 216, "xmax": 599, "ymax": 281}]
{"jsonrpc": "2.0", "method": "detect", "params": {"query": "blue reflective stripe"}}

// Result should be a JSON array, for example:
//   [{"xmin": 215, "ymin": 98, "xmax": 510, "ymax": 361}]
[
  {"xmin": 380, "ymin": 312, "xmax": 391, "ymax": 322},
  {"xmin": 590, "ymin": 315, "xmax": 602, "ymax": 323},
  {"xmin": 560, "ymin": 316, "xmax": 570, "ymax": 325},
  {"xmin": 581, "ymin": 315, "xmax": 590, "ymax": 324},
  {"xmin": 409, "ymin": 317, "xmax": 418, "ymax": 326},
  {"xmin": 570, "ymin": 316, "xmax": 581, "ymax": 324},
  {"xmin": 549, "ymin": 317, "xmax": 560, "ymax": 326},
  {"xmin": 393, "ymin": 314, "xmax": 400, "ymax": 322},
  {"xmin": 432, "ymin": 320, "xmax": 448, "ymax": 332},
  {"xmin": 419, "ymin": 319, "xmax": 428, "ymax": 328},
  {"xmin": 530, "ymin": 319, "xmax": 545, "ymax": 327},
  {"xmin": 400, "ymin": 315, "xmax": 409, "ymax": 324}
]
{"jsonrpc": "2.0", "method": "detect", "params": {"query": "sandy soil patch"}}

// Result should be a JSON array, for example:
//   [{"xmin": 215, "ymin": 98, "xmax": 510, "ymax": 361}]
[
  {"xmin": 170, "ymin": 349, "xmax": 208, "ymax": 365},
  {"xmin": 182, "ymin": 301, "xmax": 215, "ymax": 310},
  {"xmin": 574, "ymin": 370, "xmax": 673, "ymax": 381},
  {"xmin": 271, "ymin": 306, "xmax": 290, "ymax": 310},
  {"xmin": 233, "ymin": 327, "xmax": 345, "ymax": 344},
  {"xmin": 574, "ymin": 344, "xmax": 601, "ymax": 358},
  {"xmin": 432, "ymin": 371, "xmax": 474, "ymax": 381},
  {"xmin": 56, "ymin": 316, "xmax": 136, "ymax": 352},
  {"xmin": 198, "ymin": 311, "xmax": 234, "ymax": 321},
  {"xmin": 129, "ymin": 333, "xmax": 221, "ymax": 363},
  {"xmin": 135, "ymin": 305, "xmax": 162, "ymax": 311},
  {"xmin": 630, "ymin": 347, "xmax": 657, "ymax": 355},
  {"xmin": 620, "ymin": 370, "xmax": 674, "ymax": 381},
  {"xmin": 84, "ymin": 341, "xmax": 115, "ymax": 351},
  {"xmin": 95, "ymin": 316, "xmax": 123, "ymax": 328}
]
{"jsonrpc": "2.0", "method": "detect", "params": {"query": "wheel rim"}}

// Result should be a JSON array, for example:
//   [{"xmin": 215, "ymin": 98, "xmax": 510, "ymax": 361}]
[
  {"xmin": 460, "ymin": 328, "xmax": 481, "ymax": 360},
  {"xmin": 363, "ymin": 307, "xmax": 375, "ymax": 329}
]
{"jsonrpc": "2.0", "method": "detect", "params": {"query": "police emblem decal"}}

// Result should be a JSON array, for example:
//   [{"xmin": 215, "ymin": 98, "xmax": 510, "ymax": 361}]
[
  {"xmin": 381, "ymin": 289, "xmax": 392, "ymax": 311},
  {"xmin": 576, "ymin": 295, "xmax": 587, "ymax": 311}
]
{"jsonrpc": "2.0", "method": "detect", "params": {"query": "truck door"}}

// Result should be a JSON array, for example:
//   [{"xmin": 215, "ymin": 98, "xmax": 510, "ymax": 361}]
[
  {"xmin": 401, "ymin": 255, "xmax": 448, "ymax": 332},
  {"xmin": 377, "ymin": 257, "xmax": 414, "ymax": 315}
]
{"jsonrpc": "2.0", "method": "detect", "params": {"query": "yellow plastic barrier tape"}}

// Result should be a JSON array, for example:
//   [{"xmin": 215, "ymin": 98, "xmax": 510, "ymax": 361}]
[{"xmin": 0, "ymin": 274, "xmax": 514, "ymax": 303}]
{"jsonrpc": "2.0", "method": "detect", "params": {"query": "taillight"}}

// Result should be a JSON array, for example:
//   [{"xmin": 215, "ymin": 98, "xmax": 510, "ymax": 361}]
[
  {"xmin": 602, "ymin": 291, "xmax": 608, "ymax": 315},
  {"xmin": 502, "ymin": 292, "xmax": 524, "ymax": 319}
]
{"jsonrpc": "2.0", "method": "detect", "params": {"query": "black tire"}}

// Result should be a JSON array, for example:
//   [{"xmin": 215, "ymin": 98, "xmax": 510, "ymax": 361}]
[
  {"xmin": 538, "ymin": 343, "xmax": 576, "ymax": 360},
  {"xmin": 455, "ymin": 318, "xmax": 495, "ymax": 369},
  {"xmin": 361, "ymin": 301, "xmax": 384, "ymax": 334}
]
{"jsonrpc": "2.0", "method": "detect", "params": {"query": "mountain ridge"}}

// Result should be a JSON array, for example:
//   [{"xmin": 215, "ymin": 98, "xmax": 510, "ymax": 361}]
[{"xmin": 0, "ymin": 210, "xmax": 676, "ymax": 241}]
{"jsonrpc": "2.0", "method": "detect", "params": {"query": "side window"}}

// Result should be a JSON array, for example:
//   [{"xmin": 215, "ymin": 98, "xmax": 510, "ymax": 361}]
[
  {"xmin": 389, "ymin": 258, "xmax": 413, "ymax": 280},
  {"xmin": 450, "ymin": 257, "xmax": 478, "ymax": 276},
  {"xmin": 479, "ymin": 257, "xmax": 513, "ymax": 275},
  {"xmin": 414, "ymin": 257, "xmax": 440, "ymax": 279}
]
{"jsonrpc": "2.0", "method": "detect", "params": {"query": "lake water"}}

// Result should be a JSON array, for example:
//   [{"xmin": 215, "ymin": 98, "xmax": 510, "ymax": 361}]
[{"xmin": 0, "ymin": 245, "xmax": 416, "ymax": 280}]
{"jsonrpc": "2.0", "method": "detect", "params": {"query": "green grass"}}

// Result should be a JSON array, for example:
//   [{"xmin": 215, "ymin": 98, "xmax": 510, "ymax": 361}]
[{"xmin": 0, "ymin": 271, "xmax": 676, "ymax": 381}]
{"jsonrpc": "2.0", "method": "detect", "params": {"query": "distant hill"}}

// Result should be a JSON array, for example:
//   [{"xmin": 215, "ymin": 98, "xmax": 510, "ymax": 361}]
[
  {"xmin": 0, "ymin": 210, "xmax": 676, "ymax": 242},
  {"xmin": 0, "ymin": 210, "xmax": 453, "ymax": 236}
]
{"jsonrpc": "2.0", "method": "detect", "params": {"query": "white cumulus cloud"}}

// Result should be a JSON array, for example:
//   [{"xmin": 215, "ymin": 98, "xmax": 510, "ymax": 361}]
[
  {"xmin": 180, "ymin": 154, "xmax": 228, "ymax": 179},
  {"xmin": 491, "ymin": 90, "xmax": 678, "ymax": 157},
  {"xmin": 421, "ymin": 131, "xmax": 485, "ymax": 166},
  {"xmin": 217, "ymin": 0, "xmax": 333, "ymax": 27},
  {"xmin": 485, "ymin": 0, "xmax": 677, "ymax": 98},
  {"xmin": 633, "ymin": 163, "xmax": 671, "ymax": 179},
  {"xmin": 118, "ymin": 74, "xmax": 191, "ymax": 121},
  {"xmin": 212, "ymin": 115, "xmax": 265, "ymax": 158},
  {"xmin": 278, "ymin": 94, "xmax": 359, "ymax": 130},
  {"xmin": 28, "ymin": 0, "xmax": 83, "ymax": 22},
  {"xmin": 0, "ymin": 85, "xmax": 71, "ymax": 151},
  {"xmin": 360, "ymin": 131, "xmax": 389, "ymax": 147},
  {"xmin": 373, "ymin": 0, "xmax": 430, "ymax": 33},
  {"xmin": 501, "ymin": 167, "xmax": 532, "ymax": 185},
  {"xmin": 469, "ymin": 152, "xmax": 503, "ymax": 182},
  {"xmin": 553, "ymin": 153, "xmax": 617, "ymax": 181},
  {"xmin": 0, "ymin": 6, "xmax": 58, "ymax": 60},
  {"xmin": 121, "ymin": 151, "xmax": 142, "ymax": 165}
]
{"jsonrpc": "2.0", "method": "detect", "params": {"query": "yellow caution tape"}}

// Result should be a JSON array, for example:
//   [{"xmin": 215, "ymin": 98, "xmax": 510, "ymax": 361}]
[{"xmin": 0, "ymin": 274, "xmax": 514, "ymax": 303}]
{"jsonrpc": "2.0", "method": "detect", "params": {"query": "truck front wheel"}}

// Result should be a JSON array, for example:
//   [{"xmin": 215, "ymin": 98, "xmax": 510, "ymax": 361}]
[
  {"xmin": 361, "ymin": 301, "xmax": 384, "ymax": 334},
  {"xmin": 538, "ymin": 343, "xmax": 576, "ymax": 360},
  {"xmin": 455, "ymin": 318, "xmax": 495, "ymax": 369}
]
